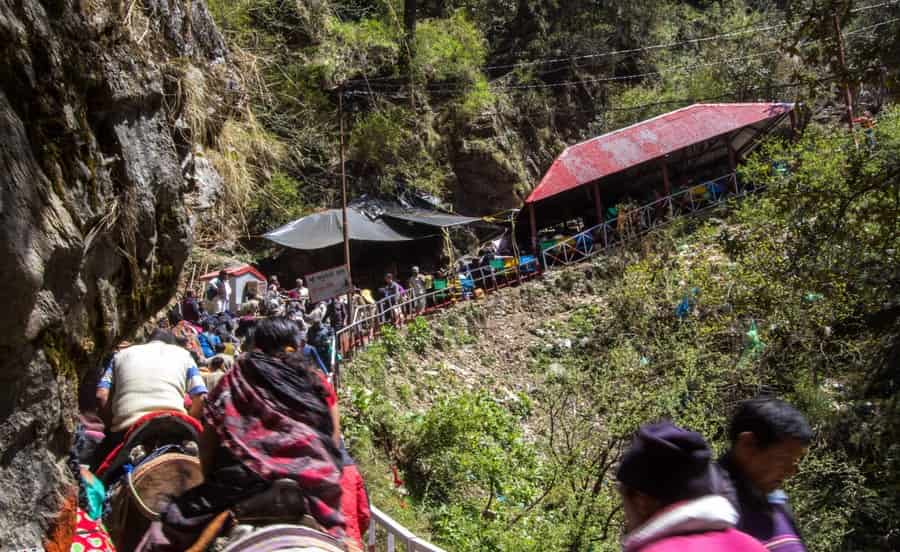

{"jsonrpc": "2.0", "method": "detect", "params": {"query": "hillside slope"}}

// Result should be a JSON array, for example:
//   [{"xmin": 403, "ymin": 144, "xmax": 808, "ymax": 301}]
[
  {"xmin": 199, "ymin": 0, "xmax": 900, "ymax": 251},
  {"xmin": 341, "ymin": 113, "xmax": 900, "ymax": 551}
]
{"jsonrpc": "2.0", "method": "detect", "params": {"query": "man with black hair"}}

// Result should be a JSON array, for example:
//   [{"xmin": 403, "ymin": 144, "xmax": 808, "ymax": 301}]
[
  {"xmin": 93, "ymin": 330, "xmax": 208, "ymax": 467},
  {"xmin": 719, "ymin": 398, "xmax": 812, "ymax": 551},
  {"xmin": 381, "ymin": 272, "xmax": 404, "ymax": 325},
  {"xmin": 206, "ymin": 269, "xmax": 231, "ymax": 314},
  {"xmin": 210, "ymin": 341, "xmax": 235, "ymax": 370},
  {"xmin": 181, "ymin": 289, "xmax": 202, "ymax": 324}
]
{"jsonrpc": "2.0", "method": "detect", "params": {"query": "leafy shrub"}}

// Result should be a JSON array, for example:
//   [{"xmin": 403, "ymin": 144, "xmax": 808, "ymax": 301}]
[
  {"xmin": 413, "ymin": 11, "xmax": 487, "ymax": 82},
  {"xmin": 246, "ymin": 170, "xmax": 309, "ymax": 234},
  {"xmin": 326, "ymin": 16, "xmax": 401, "ymax": 79},
  {"xmin": 457, "ymin": 75, "xmax": 495, "ymax": 119},
  {"xmin": 406, "ymin": 317, "xmax": 432, "ymax": 355},
  {"xmin": 403, "ymin": 391, "xmax": 537, "ymax": 507},
  {"xmin": 349, "ymin": 107, "xmax": 410, "ymax": 171},
  {"xmin": 379, "ymin": 324, "xmax": 406, "ymax": 356}
]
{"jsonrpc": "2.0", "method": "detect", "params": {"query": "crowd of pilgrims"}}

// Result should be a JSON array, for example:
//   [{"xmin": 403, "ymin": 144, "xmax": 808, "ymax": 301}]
[
  {"xmin": 73, "ymin": 309, "xmax": 370, "ymax": 550},
  {"xmin": 65, "ymin": 268, "xmax": 815, "ymax": 552}
]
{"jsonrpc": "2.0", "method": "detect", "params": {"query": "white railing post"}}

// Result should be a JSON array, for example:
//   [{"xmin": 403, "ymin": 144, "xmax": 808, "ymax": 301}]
[{"xmin": 367, "ymin": 505, "xmax": 447, "ymax": 552}]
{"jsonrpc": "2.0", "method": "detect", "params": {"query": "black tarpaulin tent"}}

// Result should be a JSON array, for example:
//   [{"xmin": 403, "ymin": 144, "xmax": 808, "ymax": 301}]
[
  {"xmin": 263, "ymin": 199, "xmax": 482, "ymax": 251},
  {"xmin": 264, "ymin": 208, "xmax": 412, "ymax": 250},
  {"xmin": 380, "ymin": 207, "xmax": 480, "ymax": 228}
]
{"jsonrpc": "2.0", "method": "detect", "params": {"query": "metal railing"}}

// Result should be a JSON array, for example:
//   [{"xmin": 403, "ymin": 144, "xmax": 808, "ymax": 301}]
[
  {"xmin": 540, "ymin": 173, "xmax": 755, "ymax": 269},
  {"xmin": 341, "ymin": 172, "xmax": 762, "ymax": 548},
  {"xmin": 366, "ymin": 506, "xmax": 446, "ymax": 552},
  {"xmin": 335, "ymin": 257, "xmax": 540, "ymax": 362}
]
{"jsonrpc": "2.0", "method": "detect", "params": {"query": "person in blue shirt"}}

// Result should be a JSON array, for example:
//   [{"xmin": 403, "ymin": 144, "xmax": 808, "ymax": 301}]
[
  {"xmin": 197, "ymin": 320, "xmax": 222, "ymax": 358},
  {"xmin": 299, "ymin": 330, "xmax": 328, "ymax": 374}
]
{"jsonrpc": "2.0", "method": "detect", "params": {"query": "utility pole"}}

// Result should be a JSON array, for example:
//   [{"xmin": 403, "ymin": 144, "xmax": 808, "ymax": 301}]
[
  {"xmin": 338, "ymin": 89, "xmax": 352, "ymax": 288},
  {"xmin": 404, "ymin": 0, "xmax": 417, "ymax": 111},
  {"xmin": 832, "ymin": 12, "xmax": 855, "ymax": 131},
  {"xmin": 338, "ymin": 91, "xmax": 354, "ymax": 306},
  {"xmin": 337, "ymin": 88, "xmax": 354, "ymax": 389}
]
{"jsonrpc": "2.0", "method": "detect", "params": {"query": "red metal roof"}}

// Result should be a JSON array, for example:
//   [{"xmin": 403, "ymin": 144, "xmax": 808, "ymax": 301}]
[
  {"xmin": 200, "ymin": 263, "xmax": 267, "ymax": 282},
  {"xmin": 525, "ymin": 103, "xmax": 794, "ymax": 204}
]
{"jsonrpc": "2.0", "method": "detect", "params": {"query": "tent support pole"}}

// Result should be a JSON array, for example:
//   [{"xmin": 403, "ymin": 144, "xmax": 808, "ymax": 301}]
[{"xmin": 528, "ymin": 203, "xmax": 537, "ymax": 254}]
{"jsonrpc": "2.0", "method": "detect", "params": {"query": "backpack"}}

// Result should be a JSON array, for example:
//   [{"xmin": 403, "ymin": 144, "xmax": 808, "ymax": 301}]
[{"xmin": 206, "ymin": 281, "xmax": 219, "ymax": 301}]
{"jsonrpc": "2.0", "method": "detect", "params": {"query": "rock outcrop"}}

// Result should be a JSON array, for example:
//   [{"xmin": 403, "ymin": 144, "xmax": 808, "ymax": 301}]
[{"xmin": 0, "ymin": 0, "xmax": 229, "ymax": 545}]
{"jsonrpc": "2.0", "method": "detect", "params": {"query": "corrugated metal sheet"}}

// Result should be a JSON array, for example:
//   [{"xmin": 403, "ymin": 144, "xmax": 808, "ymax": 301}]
[{"xmin": 525, "ymin": 103, "xmax": 793, "ymax": 204}]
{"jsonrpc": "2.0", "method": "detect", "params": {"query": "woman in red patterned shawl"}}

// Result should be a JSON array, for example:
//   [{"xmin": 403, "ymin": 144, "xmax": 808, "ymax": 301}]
[{"xmin": 139, "ymin": 317, "xmax": 346, "ymax": 550}]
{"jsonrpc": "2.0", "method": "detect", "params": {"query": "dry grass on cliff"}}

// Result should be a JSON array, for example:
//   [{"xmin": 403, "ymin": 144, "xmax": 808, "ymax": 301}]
[{"xmin": 204, "ymin": 108, "xmax": 285, "ymax": 239}]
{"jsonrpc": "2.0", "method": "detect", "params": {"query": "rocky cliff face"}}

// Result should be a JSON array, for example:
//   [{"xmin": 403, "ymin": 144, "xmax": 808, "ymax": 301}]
[{"xmin": 0, "ymin": 0, "xmax": 229, "ymax": 545}]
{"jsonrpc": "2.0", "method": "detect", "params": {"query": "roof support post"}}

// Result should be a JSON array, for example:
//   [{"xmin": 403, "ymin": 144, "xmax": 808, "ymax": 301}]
[
  {"xmin": 591, "ymin": 181, "xmax": 603, "ymax": 226},
  {"xmin": 727, "ymin": 134, "xmax": 737, "ymax": 173},
  {"xmin": 660, "ymin": 158, "xmax": 671, "ymax": 195},
  {"xmin": 660, "ymin": 158, "xmax": 672, "ymax": 217},
  {"xmin": 528, "ymin": 203, "xmax": 538, "ymax": 254}
]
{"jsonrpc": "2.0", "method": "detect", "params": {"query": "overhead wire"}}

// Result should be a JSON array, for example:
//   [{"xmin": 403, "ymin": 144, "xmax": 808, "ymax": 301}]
[
  {"xmin": 342, "ymin": 0, "xmax": 898, "ymax": 87},
  {"xmin": 541, "ymin": 77, "xmax": 838, "ymax": 118},
  {"xmin": 354, "ymin": 48, "xmax": 782, "ymax": 93},
  {"xmin": 849, "ymin": 0, "xmax": 899, "ymax": 12},
  {"xmin": 344, "ymin": 18, "xmax": 895, "ymax": 96},
  {"xmin": 343, "ymin": 21, "xmax": 790, "ymax": 85}
]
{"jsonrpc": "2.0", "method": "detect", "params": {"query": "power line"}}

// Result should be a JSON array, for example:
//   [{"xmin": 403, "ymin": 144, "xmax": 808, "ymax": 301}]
[
  {"xmin": 480, "ymin": 24, "xmax": 788, "ymax": 72},
  {"xmin": 343, "ymin": 1, "xmax": 898, "ymax": 87},
  {"xmin": 499, "ymin": 50, "xmax": 783, "ymax": 90},
  {"xmin": 485, "ymin": 19, "xmax": 894, "ymax": 91},
  {"xmin": 354, "ymin": 49, "xmax": 782, "ymax": 93},
  {"xmin": 850, "ymin": 0, "xmax": 899, "ymax": 13},
  {"xmin": 349, "ymin": 18, "xmax": 893, "ymax": 96},
  {"xmin": 345, "ymin": 21, "xmax": 790, "ymax": 85},
  {"xmin": 843, "ymin": 16, "xmax": 900, "ymax": 36},
  {"xmin": 546, "ymin": 77, "xmax": 837, "ymax": 118}
]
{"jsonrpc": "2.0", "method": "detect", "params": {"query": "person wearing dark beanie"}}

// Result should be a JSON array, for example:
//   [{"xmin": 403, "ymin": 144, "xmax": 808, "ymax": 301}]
[{"xmin": 617, "ymin": 420, "xmax": 767, "ymax": 552}]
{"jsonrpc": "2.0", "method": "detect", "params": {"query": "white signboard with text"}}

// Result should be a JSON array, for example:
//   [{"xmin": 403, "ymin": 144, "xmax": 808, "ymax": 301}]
[{"xmin": 307, "ymin": 265, "xmax": 351, "ymax": 303}]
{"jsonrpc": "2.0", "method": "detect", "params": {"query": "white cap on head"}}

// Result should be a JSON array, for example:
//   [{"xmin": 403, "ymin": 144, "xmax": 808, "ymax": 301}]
[{"xmin": 412, "ymin": 266, "xmax": 420, "ymax": 273}]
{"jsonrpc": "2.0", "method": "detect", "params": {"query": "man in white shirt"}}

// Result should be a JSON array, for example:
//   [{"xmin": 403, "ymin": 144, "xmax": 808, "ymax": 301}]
[
  {"xmin": 291, "ymin": 277, "xmax": 310, "ymax": 301},
  {"xmin": 206, "ymin": 269, "xmax": 231, "ymax": 314},
  {"xmin": 93, "ymin": 329, "xmax": 208, "ymax": 464}
]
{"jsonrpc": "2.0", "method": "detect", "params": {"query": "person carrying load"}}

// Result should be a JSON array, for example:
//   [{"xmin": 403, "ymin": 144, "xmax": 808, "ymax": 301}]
[
  {"xmin": 93, "ymin": 329, "xmax": 208, "ymax": 467},
  {"xmin": 137, "ymin": 317, "xmax": 351, "ymax": 551}
]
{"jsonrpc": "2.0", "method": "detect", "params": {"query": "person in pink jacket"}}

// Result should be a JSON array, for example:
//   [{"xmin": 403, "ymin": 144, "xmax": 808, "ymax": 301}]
[{"xmin": 617, "ymin": 420, "xmax": 767, "ymax": 552}]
